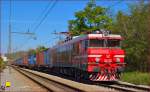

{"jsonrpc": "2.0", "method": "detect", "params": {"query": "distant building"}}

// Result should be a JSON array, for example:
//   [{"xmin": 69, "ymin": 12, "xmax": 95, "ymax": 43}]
[{"xmin": 1, "ymin": 55, "xmax": 8, "ymax": 62}]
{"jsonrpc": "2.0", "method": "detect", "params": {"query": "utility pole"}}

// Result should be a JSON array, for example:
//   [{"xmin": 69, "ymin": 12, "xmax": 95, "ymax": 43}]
[
  {"xmin": 0, "ymin": 0, "xmax": 2, "ymax": 57},
  {"xmin": 8, "ymin": 0, "xmax": 12, "ymax": 60},
  {"xmin": 7, "ymin": 0, "xmax": 35, "ymax": 63}
]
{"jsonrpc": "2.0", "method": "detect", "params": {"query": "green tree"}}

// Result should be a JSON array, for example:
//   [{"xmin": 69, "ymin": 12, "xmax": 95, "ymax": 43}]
[
  {"xmin": 36, "ymin": 46, "xmax": 48, "ymax": 53},
  {"xmin": 114, "ymin": 1, "xmax": 150, "ymax": 72},
  {"xmin": 28, "ymin": 49, "xmax": 36, "ymax": 55},
  {"xmin": 68, "ymin": 0, "xmax": 112, "ymax": 36},
  {"xmin": 6, "ymin": 51, "xmax": 27, "ymax": 61}
]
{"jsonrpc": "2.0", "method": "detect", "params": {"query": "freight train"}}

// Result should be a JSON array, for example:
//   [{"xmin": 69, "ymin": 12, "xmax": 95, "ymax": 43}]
[{"xmin": 14, "ymin": 30, "xmax": 125, "ymax": 81}]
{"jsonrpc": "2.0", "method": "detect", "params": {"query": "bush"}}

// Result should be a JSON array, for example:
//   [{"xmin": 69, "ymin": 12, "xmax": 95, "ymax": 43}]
[
  {"xmin": 0, "ymin": 57, "xmax": 6, "ymax": 72},
  {"xmin": 121, "ymin": 72, "xmax": 150, "ymax": 85}
]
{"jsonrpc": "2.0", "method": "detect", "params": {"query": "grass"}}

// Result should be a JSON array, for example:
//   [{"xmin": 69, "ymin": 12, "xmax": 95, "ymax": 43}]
[{"xmin": 121, "ymin": 71, "xmax": 150, "ymax": 86}]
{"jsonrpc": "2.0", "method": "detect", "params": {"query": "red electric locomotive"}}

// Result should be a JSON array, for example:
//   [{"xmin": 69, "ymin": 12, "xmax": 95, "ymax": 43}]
[{"xmin": 51, "ymin": 30, "xmax": 125, "ymax": 81}]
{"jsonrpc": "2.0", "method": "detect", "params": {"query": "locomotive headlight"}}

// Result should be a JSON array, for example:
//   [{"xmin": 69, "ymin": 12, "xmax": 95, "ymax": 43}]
[
  {"xmin": 116, "ymin": 58, "xmax": 120, "ymax": 63},
  {"xmin": 95, "ymin": 57, "xmax": 100, "ymax": 63}
]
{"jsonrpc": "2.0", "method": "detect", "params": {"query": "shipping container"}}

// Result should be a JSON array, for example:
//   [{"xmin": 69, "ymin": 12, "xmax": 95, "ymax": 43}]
[
  {"xmin": 23, "ymin": 55, "xmax": 28, "ymax": 66},
  {"xmin": 15, "ymin": 58, "xmax": 23, "ymax": 65},
  {"xmin": 36, "ymin": 51, "xmax": 44, "ymax": 66},
  {"xmin": 49, "ymin": 48, "xmax": 54, "ymax": 68},
  {"xmin": 43, "ymin": 49, "xmax": 50, "ymax": 66},
  {"xmin": 28, "ymin": 54, "xmax": 36, "ymax": 66}
]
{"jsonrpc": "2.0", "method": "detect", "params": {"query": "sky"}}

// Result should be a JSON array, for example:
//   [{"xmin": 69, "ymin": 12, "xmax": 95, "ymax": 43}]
[{"xmin": 1, "ymin": 0, "xmax": 133, "ymax": 54}]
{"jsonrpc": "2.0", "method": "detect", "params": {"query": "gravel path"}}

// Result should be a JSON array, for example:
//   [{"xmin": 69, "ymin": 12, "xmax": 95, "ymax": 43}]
[{"xmin": 0, "ymin": 66, "xmax": 48, "ymax": 92}]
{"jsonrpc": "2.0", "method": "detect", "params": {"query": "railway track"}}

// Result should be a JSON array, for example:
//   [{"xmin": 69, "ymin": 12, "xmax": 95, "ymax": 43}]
[
  {"xmin": 98, "ymin": 81, "xmax": 150, "ymax": 92},
  {"xmin": 13, "ymin": 66, "xmax": 150, "ymax": 92},
  {"xmin": 13, "ymin": 66, "xmax": 114, "ymax": 92},
  {"xmin": 13, "ymin": 66, "xmax": 84, "ymax": 92}
]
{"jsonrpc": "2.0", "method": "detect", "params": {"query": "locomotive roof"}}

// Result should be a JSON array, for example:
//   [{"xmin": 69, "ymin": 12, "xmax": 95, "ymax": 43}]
[
  {"xmin": 87, "ymin": 34, "xmax": 122, "ymax": 39},
  {"xmin": 53, "ymin": 33, "xmax": 122, "ymax": 48}
]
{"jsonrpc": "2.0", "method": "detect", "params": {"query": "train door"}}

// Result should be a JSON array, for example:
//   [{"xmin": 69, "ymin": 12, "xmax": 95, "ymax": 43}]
[
  {"xmin": 72, "ymin": 42, "xmax": 79, "ymax": 67},
  {"xmin": 79, "ymin": 40, "xmax": 88, "ymax": 70},
  {"xmin": 81, "ymin": 40, "xmax": 88, "ymax": 55}
]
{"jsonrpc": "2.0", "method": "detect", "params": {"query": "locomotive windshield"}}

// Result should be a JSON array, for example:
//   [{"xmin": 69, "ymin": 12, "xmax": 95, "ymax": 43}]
[
  {"xmin": 107, "ymin": 39, "xmax": 120, "ymax": 47},
  {"xmin": 89, "ymin": 39, "xmax": 121, "ymax": 48},
  {"xmin": 89, "ymin": 39, "xmax": 104, "ymax": 47}
]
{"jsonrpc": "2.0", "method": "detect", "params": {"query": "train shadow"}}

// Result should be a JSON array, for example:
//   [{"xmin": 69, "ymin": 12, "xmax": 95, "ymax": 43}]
[
  {"xmin": 13, "ymin": 65, "xmax": 117, "ymax": 86},
  {"xmin": 41, "ymin": 69, "xmax": 116, "ymax": 86}
]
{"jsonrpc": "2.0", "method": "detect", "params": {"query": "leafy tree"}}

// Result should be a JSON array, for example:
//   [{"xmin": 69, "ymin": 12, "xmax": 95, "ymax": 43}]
[
  {"xmin": 28, "ymin": 49, "xmax": 36, "ymax": 55},
  {"xmin": 114, "ymin": 1, "xmax": 150, "ymax": 72},
  {"xmin": 36, "ymin": 46, "xmax": 48, "ymax": 53},
  {"xmin": 5, "ymin": 51, "xmax": 28, "ymax": 61},
  {"xmin": 68, "ymin": 0, "xmax": 112, "ymax": 36}
]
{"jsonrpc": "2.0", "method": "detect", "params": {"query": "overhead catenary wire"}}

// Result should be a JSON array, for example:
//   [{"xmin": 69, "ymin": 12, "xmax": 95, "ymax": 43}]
[
  {"xmin": 15, "ymin": 0, "xmax": 58, "ymax": 52},
  {"xmin": 15, "ymin": 0, "xmax": 121, "ymax": 52},
  {"xmin": 35, "ymin": 0, "xmax": 122, "ymax": 50},
  {"xmin": 14, "ymin": 1, "xmax": 53, "ymax": 51},
  {"xmin": 32, "ymin": 0, "xmax": 58, "ymax": 33},
  {"xmin": 29, "ymin": 1, "xmax": 53, "ymax": 31}
]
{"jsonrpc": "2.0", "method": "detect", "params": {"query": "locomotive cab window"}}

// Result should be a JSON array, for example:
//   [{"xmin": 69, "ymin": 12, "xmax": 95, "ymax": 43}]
[
  {"xmin": 89, "ymin": 39, "xmax": 104, "ymax": 47},
  {"xmin": 107, "ymin": 39, "xmax": 121, "ymax": 47}
]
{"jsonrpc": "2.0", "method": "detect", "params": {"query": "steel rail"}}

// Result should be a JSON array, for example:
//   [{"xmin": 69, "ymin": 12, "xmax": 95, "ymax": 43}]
[
  {"xmin": 116, "ymin": 81, "xmax": 150, "ymax": 91},
  {"xmin": 12, "ymin": 66, "xmax": 150, "ymax": 92},
  {"xmin": 13, "ymin": 66, "xmax": 84, "ymax": 92},
  {"xmin": 98, "ymin": 81, "xmax": 150, "ymax": 92},
  {"xmin": 13, "ymin": 66, "xmax": 53, "ymax": 92}
]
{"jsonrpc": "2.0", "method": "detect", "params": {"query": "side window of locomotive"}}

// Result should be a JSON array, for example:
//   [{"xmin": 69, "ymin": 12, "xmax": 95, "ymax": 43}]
[
  {"xmin": 81, "ymin": 40, "xmax": 88, "ymax": 51},
  {"xmin": 85, "ymin": 40, "xmax": 88, "ymax": 50},
  {"xmin": 73, "ymin": 44, "xmax": 75, "ymax": 55},
  {"xmin": 107, "ymin": 39, "xmax": 120, "ymax": 47},
  {"xmin": 89, "ymin": 39, "xmax": 104, "ymax": 47}
]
